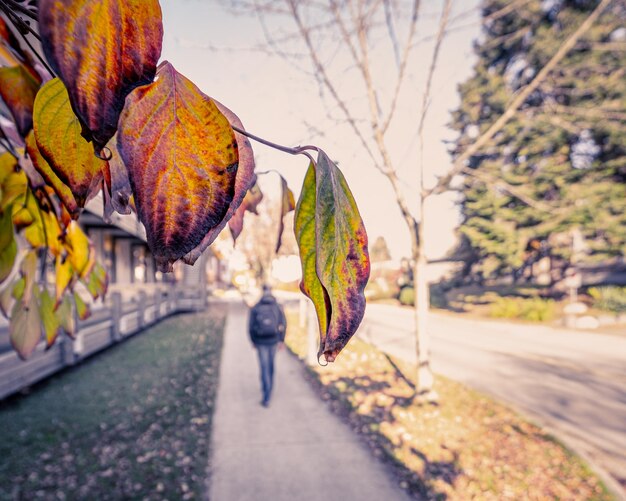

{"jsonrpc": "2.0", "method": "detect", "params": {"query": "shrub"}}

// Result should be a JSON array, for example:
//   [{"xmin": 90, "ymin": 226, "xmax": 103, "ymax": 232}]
[
  {"xmin": 490, "ymin": 297, "xmax": 555, "ymax": 322},
  {"xmin": 399, "ymin": 287, "xmax": 415, "ymax": 306},
  {"xmin": 588, "ymin": 286, "xmax": 626, "ymax": 313}
]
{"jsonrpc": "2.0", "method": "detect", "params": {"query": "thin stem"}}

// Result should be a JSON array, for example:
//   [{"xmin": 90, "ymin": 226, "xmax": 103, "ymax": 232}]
[
  {"xmin": 0, "ymin": 0, "xmax": 37, "ymax": 20},
  {"xmin": 0, "ymin": 126, "xmax": 18, "ymax": 159},
  {"xmin": 15, "ymin": 25, "xmax": 56, "ymax": 77},
  {"xmin": 231, "ymin": 125, "xmax": 318, "ymax": 164},
  {"xmin": 0, "ymin": 5, "xmax": 41, "ymax": 41}
]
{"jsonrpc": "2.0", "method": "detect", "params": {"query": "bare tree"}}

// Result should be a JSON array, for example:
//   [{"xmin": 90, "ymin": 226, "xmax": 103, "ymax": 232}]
[{"xmin": 230, "ymin": 0, "xmax": 613, "ymax": 401}]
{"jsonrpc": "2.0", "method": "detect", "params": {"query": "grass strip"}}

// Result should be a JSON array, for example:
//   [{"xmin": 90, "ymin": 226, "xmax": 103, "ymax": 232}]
[{"xmin": 0, "ymin": 305, "xmax": 226, "ymax": 500}]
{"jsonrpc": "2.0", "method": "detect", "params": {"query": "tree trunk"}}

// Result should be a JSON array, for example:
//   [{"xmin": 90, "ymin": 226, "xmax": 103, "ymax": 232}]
[{"xmin": 413, "ymin": 215, "xmax": 438, "ymax": 402}]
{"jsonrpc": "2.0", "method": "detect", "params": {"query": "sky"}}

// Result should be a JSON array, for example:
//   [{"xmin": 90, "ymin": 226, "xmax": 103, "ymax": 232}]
[{"xmin": 159, "ymin": 0, "xmax": 482, "ymax": 261}]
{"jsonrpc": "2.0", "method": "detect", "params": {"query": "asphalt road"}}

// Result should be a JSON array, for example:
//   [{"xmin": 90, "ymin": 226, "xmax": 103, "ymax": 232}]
[{"xmin": 357, "ymin": 303, "xmax": 626, "ymax": 498}]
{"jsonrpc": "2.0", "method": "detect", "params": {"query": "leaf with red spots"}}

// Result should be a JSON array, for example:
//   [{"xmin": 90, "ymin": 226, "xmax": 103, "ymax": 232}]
[
  {"xmin": 118, "ymin": 62, "xmax": 239, "ymax": 272},
  {"xmin": 0, "ymin": 64, "xmax": 40, "ymax": 138},
  {"xmin": 33, "ymin": 78, "xmax": 105, "ymax": 208},
  {"xmin": 276, "ymin": 175, "xmax": 295, "ymax": 253},
  {"xmin": 183, "ymin": 100, "xmax": 256, "ymax": 264},
  {"xmin": 39, "ymin": 0, "xmax": 163, "ymax": 152},
  {"xmin": 294, "ymin": 151, "xmax": 370, "ymax": 362}
]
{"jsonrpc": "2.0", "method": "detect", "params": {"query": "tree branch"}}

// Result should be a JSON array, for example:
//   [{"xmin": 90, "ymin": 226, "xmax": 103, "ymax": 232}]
[{"xmin": 417, "ymin": 0, "xmax": 452, "ymax": 196}]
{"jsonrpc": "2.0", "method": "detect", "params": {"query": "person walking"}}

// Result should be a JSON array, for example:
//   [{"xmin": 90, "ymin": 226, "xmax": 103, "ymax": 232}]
[{"xmin": 248, "ymin": 285, "xmax": 286, "ymax": 407}]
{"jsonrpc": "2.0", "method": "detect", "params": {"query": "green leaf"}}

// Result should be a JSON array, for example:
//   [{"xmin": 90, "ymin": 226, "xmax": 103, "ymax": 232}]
[
  {"xmin": 10, "ymin": 286, "xmax": 42, "ymax": 359},
  {"xmin": 294, "ymin": 153, "xmax": 370, "ymax": 363},
  {"xmin": 73, "ymin": 291, "xmax": 90, "ymax": 321},
  {"xmin": 39, "ymin": 288, "xmax": 62, "ymax": 347},
  {"xmin": 0, "ymin": 207, "xmax": 16, "ymax": 283},
  {"xmin": 32, "ymin": 78, "xmax": 104, "ymax": 208},
  {"xmin": 20, "ymin": 249, "xmax": 38, "ymax": 305},
  {"xmin": 314, "ymin": 151, "xmax": 369, "ymax": 361},
  {"xmin": 56, "ymin": 294, "xmax": 76, "ymax": 338},
  {"xmin": 39, "ymin": 0, "xmax": 163, "ymax": 152},
  {"xmin": 11, "ymin": 276, "xmax": 24, "ymax": 300},
  {"xmin": 83, "ymin": 263, "xmax": 108, "ymax": 300},
  {"xmin": 118, "ymin": 62, "xmax": 239, "ymax": 272},
  {"xmin": 0, "ymin": 64, "xmax": 40, "ymax": 137},
  {"xmin": 0, "ymin": 280, "xmax": 14, "ymax": 318},
  {"xmin": 276, "ymin": 175, "xmax": 295, "ymax": 253},
  {"xmin": 294, "ymin": 163, "xmax": 330, "ymax": 358}
]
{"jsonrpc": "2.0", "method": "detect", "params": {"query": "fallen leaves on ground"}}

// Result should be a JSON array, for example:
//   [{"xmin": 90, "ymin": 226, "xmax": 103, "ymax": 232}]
[{"xmin": 285, "ymin": 311, "xmax": 611, "ymax": 501}]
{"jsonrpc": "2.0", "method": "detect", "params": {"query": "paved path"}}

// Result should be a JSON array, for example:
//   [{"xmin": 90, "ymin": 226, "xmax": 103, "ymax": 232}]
[
  {"xmin": 207, "ymin": 300, "xmax": 411, "ymax": 501},
  {"xmin": 359, "ymin": 303, "xmax": 626, "ymax": 499}
]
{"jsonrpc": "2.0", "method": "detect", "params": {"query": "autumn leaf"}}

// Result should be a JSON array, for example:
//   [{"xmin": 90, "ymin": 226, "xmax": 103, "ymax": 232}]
[
  {"xmin": 10, "ymin": 285, "xmax": 42, "ymax": 359},
  {"xmin": 0, "ymin": 153, "xmax": 27, "ymax": 210},
  {"xmin": 39, "ymin": 0, "xmax": 163, "ymax": 152},
  {"xmin": 82, "ymin": 263, "xmax": 108, "ymax": 300},
  {"xmin": 25, "ymin": 131, "xmax": 80, "ymax": 218},
  {"xmin": 56, "ymin": 294, "xmax": 75, "ymax": 338},
  {"xmin": 314, "ymin": 151, "xmax": 369, "ymax": 361},
  {"xmin": 39, "ymin": 288, "xmax": 62, "ymax": 347},
  {"xmin": 0, "ymin": 207, "xmax": 16, "ymax": 283},
  {"xmin": 64, "ymin": 221, "xmax": 93, "ymax": 278},
  {"xmin": 33, "ymin": 78, "xmax": 105, "ymax": 208},
  {"xmin": 0, "ymin": 280, "xmax": 13, "ymax": 318},
  {"xmin": 73, "ymin": 292, "xmax": 90, "ymax": 321},
  {"xmin": 55, "ymin": 256, "xmax": 73, "ymax": 303},
  {"xmin": 228, "ymin": 178, "xmax": 264, "ymax": 244},
  {"xmin": 276, "ymin": 175, "xmax": 295, "ymax": 253},
  {"xmin": 294, "ymin": 163, "xmax": 330, "ymax": 356},
  {"xmin": 294, "ymin": 152, "xmax": 370, "ymax": 362},
  {"xmin": 106, "ymin": 139, "xmax": 133, "ymax": 216},
  {"xmin": 0, "ymin": 64, "xmax": 40, "ymax": 138},
  {"xmin": 118, "ymin": 62, "xmax": 239, "ymax": 272},
  {"xmin": 183, "ymin": 100, "xmax": 256, "ymax": 265}
]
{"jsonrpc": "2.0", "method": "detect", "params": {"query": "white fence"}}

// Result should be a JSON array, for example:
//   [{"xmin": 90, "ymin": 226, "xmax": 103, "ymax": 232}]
[{"xmin": 0, "ymin": 285, "xmax": 207, "ymax": 400}]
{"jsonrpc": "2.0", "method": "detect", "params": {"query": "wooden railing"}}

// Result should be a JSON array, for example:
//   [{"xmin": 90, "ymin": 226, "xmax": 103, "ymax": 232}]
[{"xmin": 0, "ymin": 285, "xmax": 207, "ymax": 400}]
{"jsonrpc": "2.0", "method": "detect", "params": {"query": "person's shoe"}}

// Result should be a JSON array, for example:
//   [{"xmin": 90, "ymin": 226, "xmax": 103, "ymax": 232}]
[{"xmin": 261, "ymin": 399, "xmax": 270, "ymax": 408}]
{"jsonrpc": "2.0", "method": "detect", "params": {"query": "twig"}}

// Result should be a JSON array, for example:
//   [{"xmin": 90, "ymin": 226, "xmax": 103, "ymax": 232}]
[{"xmin": 231, "ymin": 124, "xmax": 318, "ymax": 164}]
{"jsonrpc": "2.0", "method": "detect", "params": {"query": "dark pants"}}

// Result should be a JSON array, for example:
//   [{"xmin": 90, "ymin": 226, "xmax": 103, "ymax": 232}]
[{"xmin": 255, "ymin": 343, "xmax": 277, "ymax": 404}]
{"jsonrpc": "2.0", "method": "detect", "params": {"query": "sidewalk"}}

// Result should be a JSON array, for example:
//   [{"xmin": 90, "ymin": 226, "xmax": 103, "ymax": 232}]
[{"xmin": 207, "ymin": 300, "xmax": 411, "ymax": 501}]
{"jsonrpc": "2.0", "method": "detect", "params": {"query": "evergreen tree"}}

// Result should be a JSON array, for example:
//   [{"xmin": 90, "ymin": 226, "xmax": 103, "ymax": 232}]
[{"xmin": 452, "ymin": 0, "xmax": 626, "ymax": 283}]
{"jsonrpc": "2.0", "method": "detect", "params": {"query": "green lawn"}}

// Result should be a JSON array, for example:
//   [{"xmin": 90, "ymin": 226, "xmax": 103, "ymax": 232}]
[{"xmin": 0, "ymin": 305, "xmax": 226, "ymax": 500}]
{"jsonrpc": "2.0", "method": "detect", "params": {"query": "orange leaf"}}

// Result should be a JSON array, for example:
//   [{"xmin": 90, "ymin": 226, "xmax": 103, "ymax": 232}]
[
  {"xmin": 33, "ymin": 78, "xmax": 104, "ymax": 208},
  {"xmin": 228, "ymin": 178, "xmax": 263, "ymax": 244},
  {"xmin": 276, "ymin": 175, "xmax": 295, "ymax": 253},
  {"xmin": 39, "ymin": 0, "xmax": 163, "ymax": 152},
  {"xmin": 118, "ymin": 62, "xmax": 239, "ymax": 272},
  {"xmin": 183, "ymin": 100, "xmax": 256, "ymax": 265},
  {"xmin": 25, "ymin": 131, "xmax": 80, "ymax": 218},
  {"xmin": 0, "ymin": 64, "xmax": 40, "ymax": 137}
]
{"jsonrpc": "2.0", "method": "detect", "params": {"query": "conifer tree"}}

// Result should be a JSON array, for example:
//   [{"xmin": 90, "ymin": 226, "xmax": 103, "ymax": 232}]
[{"xmin": 452, "ymin": 0, "xmax": 626, "ymax": 283}]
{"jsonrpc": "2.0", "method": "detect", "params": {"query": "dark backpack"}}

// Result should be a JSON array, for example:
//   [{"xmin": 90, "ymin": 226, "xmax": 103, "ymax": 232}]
[{"xmin": 252, "ymin": 303, "xmax": 280, "ymax": 337}]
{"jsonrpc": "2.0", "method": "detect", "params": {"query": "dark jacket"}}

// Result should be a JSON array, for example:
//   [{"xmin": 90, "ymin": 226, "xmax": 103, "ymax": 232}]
[{"xmin": 248, "ymin": 293, "xmax": 286, "ymax": 345}]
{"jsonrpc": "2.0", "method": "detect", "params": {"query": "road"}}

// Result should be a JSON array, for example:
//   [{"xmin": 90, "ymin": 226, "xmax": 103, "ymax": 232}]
[{"xmin": 357, "ymin": 303, "xmax": 626, "ymax": 498}]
